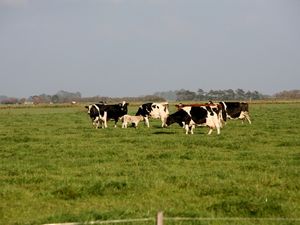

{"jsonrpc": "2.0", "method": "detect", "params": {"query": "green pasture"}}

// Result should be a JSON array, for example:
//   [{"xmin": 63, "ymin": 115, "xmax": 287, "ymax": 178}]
[{"xmin": 0, "ymin": 103, "xmax": 299, "ymax": 225}]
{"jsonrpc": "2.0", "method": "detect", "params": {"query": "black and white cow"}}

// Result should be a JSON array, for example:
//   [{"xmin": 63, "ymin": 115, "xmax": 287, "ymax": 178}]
[
  {"xmin": 135, "ymin": 102, "xmax": 169, "ymax": 127},
  {"xmin": 166, "ymin": 106, "xmax": 221, "ymax": 135},
  {"xmin": 213, "ymin": 101, "xmax": 251, "ymax": 124},
  {"xmin": 85, "ymin": 103, "xmax": 107, "ymax": 128},
  {"xmin": 176, "ymin": 103, "xmax": 224, "ymax": 128},
  {"xmin": 85, "ymin": 101, "xmax": 129, "ymax": 128}
]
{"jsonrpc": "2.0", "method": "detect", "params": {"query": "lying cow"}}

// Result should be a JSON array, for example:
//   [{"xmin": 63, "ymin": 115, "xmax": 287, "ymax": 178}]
[
  {"xmin": 120, "ymin": 115, "xmax": 144, "ymax": 128},
  {"xmin": 135, "ymin": 102, "xmax": 169, "ymax": 127},
  {"xmin": 85, "ymin": 101, "xmax": 129, "ymax": 128},
  {"xmin": 209, "ymin": 101, "xmax": 251, "ymax": 124},
  {"xmin": 166, "ymin": 105, "xmax": 221, "ymax": 135}
]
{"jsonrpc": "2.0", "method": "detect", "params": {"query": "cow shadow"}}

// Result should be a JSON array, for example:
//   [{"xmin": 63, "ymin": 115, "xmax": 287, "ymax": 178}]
[
  {"xmin": 151, "ymin": 126, "xmax": 178, "ymax": 135},
  {"xmin": 152, "ymin": 130, "xmax": 176, "ymax": 135}
]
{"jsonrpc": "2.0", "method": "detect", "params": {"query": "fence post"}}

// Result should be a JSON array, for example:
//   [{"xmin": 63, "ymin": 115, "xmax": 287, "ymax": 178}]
[{"xmin": 156, "ymin": 211, "xmax": 163, "ymax": 225}]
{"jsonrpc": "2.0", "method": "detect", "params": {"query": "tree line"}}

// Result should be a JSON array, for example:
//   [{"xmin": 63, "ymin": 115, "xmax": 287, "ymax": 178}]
[
  {"xmin": 0, "ymin": 90, "xmax": 165, "ymax": 104},
  {"xmin": 154, "ymin": 89, "xmax": 269, "ymax": 101},
  {"xmin": 1, "ymin": 89, "xmax": 299, "ymax": 104}
]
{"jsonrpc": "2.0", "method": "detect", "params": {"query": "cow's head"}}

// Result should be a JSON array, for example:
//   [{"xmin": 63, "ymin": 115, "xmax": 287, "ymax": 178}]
[
  {"xmin": 85, "ymin": 105, "xmax": 92, "ymax": 114},
  {"xmin": 85, "ymin": 104, "xmax": 101, "ymax": 120},
  {"xmin": 119, "ymin": 101, "xmax": 129, "ymax": 114},
  {"xmin": 165, "ymin": 115, "xmax": 173, "ymax": 126}
]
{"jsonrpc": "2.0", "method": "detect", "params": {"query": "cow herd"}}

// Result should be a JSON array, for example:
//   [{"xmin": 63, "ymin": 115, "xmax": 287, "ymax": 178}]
[{"xmin": 85, "ymin": 101, "xmax": 251, "ymax": 135}]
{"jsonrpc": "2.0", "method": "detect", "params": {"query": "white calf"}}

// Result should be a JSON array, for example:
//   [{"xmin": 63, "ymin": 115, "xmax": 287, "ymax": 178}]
[{"xmin": 121, "ymin": 115, "xmax": 144, "ymax": 128}]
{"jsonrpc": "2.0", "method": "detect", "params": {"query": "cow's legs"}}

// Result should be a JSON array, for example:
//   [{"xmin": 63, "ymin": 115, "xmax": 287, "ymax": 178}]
[
  {"xmin": 102, "ymin": 112, "xmax": 108, "ymax": 128},
  {"xmin": 113, "ymin": 118, "xmax": 118, "ymax": 128},
  {"xmin": 190, "ymin": 125, "xmax": 195, "ymax": 134},
  {"xmin": 144, "ymin": 117, "xmax": 150, "ymax": 127},
  {"xmin": 93, "ymin": 117, "xmax": 100, "ymax": 129},
  {"xmin": 245, "ymin": 112, "xmax": 252, "ymax": 124},
  {"xmin": 239, "ymin": 111, "xmax": 251, "ymax": 124},
  {"xmin": 161, "ymin": 117, "xmax": 167, "ymax": 127},
  {"xmin": 215, "ymin": 121, "xmax": 221, "ymax": 135},
  {"xmin": 103, "ymin": 119, "xmax": 107, "ymax": 128},
  {"xmin": 184, "ymin": 124, "xmax": 189, "ymax": 134}
]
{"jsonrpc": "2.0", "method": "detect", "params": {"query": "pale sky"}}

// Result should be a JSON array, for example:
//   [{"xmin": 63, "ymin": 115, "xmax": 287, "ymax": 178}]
[{"xmin": 1, "ymin": 0, "xmax": 300, "ymax": 98}]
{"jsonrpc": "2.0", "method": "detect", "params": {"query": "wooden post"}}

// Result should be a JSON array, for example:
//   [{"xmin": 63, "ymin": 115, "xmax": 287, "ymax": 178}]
[{"xmin": 156, "ymin": 211, "xmax": 163, "ymax": 225}]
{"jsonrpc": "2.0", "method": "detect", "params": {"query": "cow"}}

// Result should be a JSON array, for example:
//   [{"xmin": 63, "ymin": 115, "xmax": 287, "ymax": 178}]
[
  {"xmin": 166, "ymin": 105, "xmax": 221, "ymax": 135},
  {"xmin": 85, "ymin": 101, "xmax": 129, "ymax": 128},
  {"xmin": 176, "ymin": 103, "xmax": 225, "ymax": 128},
  {"xmin": 209, "ymin": 101, "xmax": 251, "ymax": 124},
  {"xmin": 120, "ymin": 115, "xmax": 144, "ymax": 128},
  {"xmin": 135, "ymin": 102, "xmax": 169, "ymax": 127},
  {"xmin": 85, "ymin": 103, "xmax": 108, "ymax": 128}
]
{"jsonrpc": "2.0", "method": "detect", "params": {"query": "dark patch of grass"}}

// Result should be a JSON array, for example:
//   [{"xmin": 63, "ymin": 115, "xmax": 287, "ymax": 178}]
[{"xmin": 52, "ymin": 184, "xmax": 83, "ymax": 200}]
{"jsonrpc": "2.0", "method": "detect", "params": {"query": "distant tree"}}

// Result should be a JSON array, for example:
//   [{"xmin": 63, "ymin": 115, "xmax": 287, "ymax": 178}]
[
  {"xmin": 206, "ymin": 90, "xmax": 220, "ymax": 100},
  {"xmin": 38, "ymin": 94, "xmax": 52, "ymax": 103},
  {"xmin": 0, "ymin": 95, "xmax": 8, "ymax": 102},
  {"xmin": 153, "ymin": 90, "xmax": 177, "ymax": 101},
  {"xmin": 1, "ymin": 97, "xmax": 18, "ymax": 104},
  {"xmin": 245, "ymin": 91, "xmax": 252, "ymax": 100},
  {"xmin": 223, "ymin": 89, "xmax": 235, "ymax": 100},
  {"xmin": 235, "ymin": 89, "xmax": 245, "ymax": 100},
  {"xmin": 274, "ymin": 90, "xmax": 300, "ymax": 99},
  {"xmin": 32, "ymin": 96, "xmax": 42, "ymax": 104},
  {"xmin": 51, "ymin": 95, "xmax": 59, "ymax": 103},
  {"xmin": 19, "ymin": 98, "xmax": 26, "ymax": 104},
  {"xmin": 55, "ymin": 90, "xmax": 82, "ymax": 103},
  {"xmin": 176, "ymin": 89, "xmax": 197, "ymax": 101},
  {"xmin": 196, "ymin": 89, "xmax": 207, "ymax": 100},
  {"xmin": 251, "ymin": 91, "xmax": 261, "ymax": 100},
  {"xmin": 140, "ymin": 95, "xmax": 166, "ymax": 102}
]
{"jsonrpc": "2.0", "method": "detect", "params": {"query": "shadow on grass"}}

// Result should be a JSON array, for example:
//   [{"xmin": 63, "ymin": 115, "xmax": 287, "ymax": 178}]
[{"xmin": 152, "ymin": 130, "xmax": 177, "ymax": 135}]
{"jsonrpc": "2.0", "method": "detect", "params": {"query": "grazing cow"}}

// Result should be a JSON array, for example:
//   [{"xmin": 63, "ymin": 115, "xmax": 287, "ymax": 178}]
[
  {"xmin": 209, "ymin": 101, "xmax": 251, "ymax": 124},
  {"xmin": 120, "ymin": 115, "xmax": 144, "ymax": 128},
  {"xmin": 135, "ymin": 102, "xmax": 169, "ymax": 127},
  {"xmin": 85, "ymin": 101, "xmax": 129, "ymax": 128},
  {"xmin": 166, "ymin": 106, "xmax": 221, "ymax": 135}
]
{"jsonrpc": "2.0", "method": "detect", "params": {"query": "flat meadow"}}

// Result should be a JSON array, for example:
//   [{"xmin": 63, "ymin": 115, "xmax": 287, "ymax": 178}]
[{"xmin": 0, "ymin": 102, "xmax": 299, "ymax": 225}]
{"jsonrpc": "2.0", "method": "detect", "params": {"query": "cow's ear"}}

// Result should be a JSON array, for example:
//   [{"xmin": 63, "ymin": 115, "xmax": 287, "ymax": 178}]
[{"xmin": 85, "ymin": 106, "xmax": 89, "ymax": 109}]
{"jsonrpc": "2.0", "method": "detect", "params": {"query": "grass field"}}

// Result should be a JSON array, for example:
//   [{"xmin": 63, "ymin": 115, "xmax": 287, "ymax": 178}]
[{"xmin": 0, "ymin": 102, "xmax": 299, "ymax": 225}]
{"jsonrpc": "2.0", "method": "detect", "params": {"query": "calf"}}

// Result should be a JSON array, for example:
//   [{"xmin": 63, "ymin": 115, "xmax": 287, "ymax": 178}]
[
  {"xmin": 135, "ymin": 102, "xmax": 169, "ymax": 127},
  {"xmin": 166, "ymin": 106, "xmax": 221, "ymax": 135},
  {"xmin": 121, "ymin": 115, "xmax": 144, "ymax": 128},
  {"xmin": 85, "ymin": 101, "xmax": 129, "ymax": 128}
]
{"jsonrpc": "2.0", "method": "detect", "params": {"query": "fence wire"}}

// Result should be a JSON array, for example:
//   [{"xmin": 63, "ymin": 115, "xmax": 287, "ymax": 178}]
[{"xmin": 44, "ymin": 216, "xmax": 300, "ymax": 225}]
